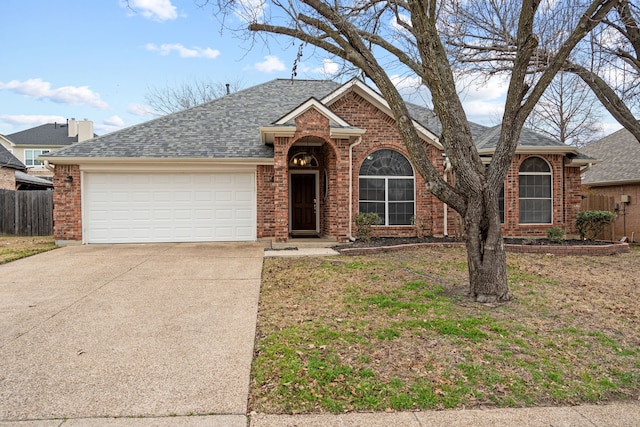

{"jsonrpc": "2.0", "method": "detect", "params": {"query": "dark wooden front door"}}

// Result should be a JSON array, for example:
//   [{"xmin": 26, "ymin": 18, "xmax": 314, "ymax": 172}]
[{"xmin": 291, "ymin": 174, "xmax": 316, "ymax": 231}]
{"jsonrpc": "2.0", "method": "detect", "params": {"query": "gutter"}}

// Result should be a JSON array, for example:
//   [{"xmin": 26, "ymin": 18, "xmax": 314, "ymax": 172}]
[{"xmin": 348, "ymin": 136, "xmax": 363, "ymax": 241}]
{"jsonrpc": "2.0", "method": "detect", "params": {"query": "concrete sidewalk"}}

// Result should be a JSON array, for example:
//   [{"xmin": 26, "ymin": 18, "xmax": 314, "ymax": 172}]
[{"xmin": 1, "ymin": 402, "xmax": 638, "ymax": 426}]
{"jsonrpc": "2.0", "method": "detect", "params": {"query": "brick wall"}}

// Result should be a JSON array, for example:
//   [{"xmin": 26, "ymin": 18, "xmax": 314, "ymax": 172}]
[
  {"xmin": 52, "ymin": 164, "xmax": 82, "ymax": 242},
  {"xmin": 501, "ymin": 154, "xmax": 577, "ymax": 237},
  {"xmin": 257, "ymin": 165, "xmax": 275, "ymax": 238},
  {"xmin": 0, "ymin": 167, "xmax": 16, "ymax": 190},
  {"xmin": 331, "ymin": 92, "xmax": 448, "ymax": 239}
]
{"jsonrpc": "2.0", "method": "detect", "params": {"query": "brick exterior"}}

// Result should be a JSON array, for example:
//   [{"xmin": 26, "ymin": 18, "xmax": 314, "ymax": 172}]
[
  {"xmin": 51, "ymin": 90, "xmax": 585, "ymax": 244},
  {"xmin": 0, "ymin": 167, "xmax": 16, "ymax": 190},
  {"xmin": 501, "ymin": 154, "xmax": 582, "ymax": 237},
  {"xmin": 256, "ymin": 165, "xmax": 275, "ymax": 238},
  {"xmin": 52, "ymin": 165, "xmax": 82, "ymax": 242}
]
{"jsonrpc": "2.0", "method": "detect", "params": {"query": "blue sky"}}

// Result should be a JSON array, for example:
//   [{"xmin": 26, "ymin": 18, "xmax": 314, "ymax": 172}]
[
  {"xmin": 0, "ymin": 0, "xmax": 336, "ymax": 135},
  {"xmin": 0, "ymin": 0, "xmax": 621, "ymax": 137}
]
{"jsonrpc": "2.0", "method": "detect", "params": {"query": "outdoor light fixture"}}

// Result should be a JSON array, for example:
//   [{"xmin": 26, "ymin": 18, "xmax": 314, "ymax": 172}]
[{"xmin": 64, "ymin": 175, "xmax": 73, "ymax": 188}]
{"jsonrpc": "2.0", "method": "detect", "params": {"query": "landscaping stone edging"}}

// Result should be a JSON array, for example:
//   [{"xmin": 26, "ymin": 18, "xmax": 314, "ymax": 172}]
[{"xmin": 337, "ymin": 242, "xmax": 630, "ymax": 256}]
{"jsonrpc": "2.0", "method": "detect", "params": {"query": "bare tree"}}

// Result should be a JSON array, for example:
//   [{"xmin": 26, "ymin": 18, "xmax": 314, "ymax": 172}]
[
  {"xmin": 208, "ymin": 0, "xmax": 616, "ymax": 302},
  {"xmin": 145, "ymin": 78, "xmax": 245, "ymax": 115},
  {"xmin": 526, "ymin": 72, "xmax": 602, "ymax": 146},
  {"xmin": 444, "ymin": 0, "xmax": 640, "ymax": 142}
]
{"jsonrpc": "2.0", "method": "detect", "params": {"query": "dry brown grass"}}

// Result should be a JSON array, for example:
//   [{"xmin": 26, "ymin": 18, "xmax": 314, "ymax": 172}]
[
  {"xmin": 251, "ymin": 246, "xmax": 640, "ymax": 413},
  {"xmin": 0, "ymin": 235, "xmax": 57, "ymax": 264}
]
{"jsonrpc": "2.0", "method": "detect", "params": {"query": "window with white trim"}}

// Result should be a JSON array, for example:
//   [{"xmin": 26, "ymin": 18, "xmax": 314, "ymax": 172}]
[
  {"xmin": 358, "ymin": 149, "xmax": 415, "ymax": 225},
  {"xmin": 25, "ymin": 149, "xmax": 50, "ymax": 167},
  {"xmin": 519, "ymin": 157, "xmax": 552, "ymax": 224}
]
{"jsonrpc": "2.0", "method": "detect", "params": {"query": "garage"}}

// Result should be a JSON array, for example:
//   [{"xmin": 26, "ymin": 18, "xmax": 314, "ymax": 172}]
[{"xmin": 83, "ymin": 172, "xmax": 256, "ymax": 244}]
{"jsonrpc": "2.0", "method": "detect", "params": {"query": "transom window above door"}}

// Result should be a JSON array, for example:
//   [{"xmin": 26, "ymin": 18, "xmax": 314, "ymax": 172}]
[{"xmin": 358, "ymin": 149, "xmax": 415, "ymax": 225}]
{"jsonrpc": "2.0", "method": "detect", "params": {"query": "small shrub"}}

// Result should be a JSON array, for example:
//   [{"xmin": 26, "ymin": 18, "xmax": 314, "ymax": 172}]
[
  {"xmin": 410, "ymin": 216, "xmax": 430, "ymax": 238},
  {"xmin": 576, "ymin": 210, "xmax": 616, "ymax": 241},
  {"xmin": 355, "ymin": 212, "xmax": 381, "ymax": 243},
  {"xmin": 546, "ymin": 227, "xmax": 565, "ymax": 244}
]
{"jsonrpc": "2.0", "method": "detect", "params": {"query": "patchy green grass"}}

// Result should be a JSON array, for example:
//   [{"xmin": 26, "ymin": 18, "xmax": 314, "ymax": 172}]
[
  {"xmin": 251, "ymin": 246, "xmax": 640, "ymax": 414},
  {"xmin": 0, "ymin": 235, "xmax": 57, "ymax": 264}
]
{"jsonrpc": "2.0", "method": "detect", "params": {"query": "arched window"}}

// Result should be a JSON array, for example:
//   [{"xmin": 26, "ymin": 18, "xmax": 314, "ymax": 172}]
[
  {"xmin": 519, "ymin": 157, "xmax": 552, "ymax": 224},
  {"xmin": 359, "ymin": 149, "xmax": 415, "ymax": 225}
]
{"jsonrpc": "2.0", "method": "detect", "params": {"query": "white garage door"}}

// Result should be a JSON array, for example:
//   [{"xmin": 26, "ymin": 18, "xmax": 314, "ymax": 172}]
[{"xmin": 84, "ymin": 172, "xmax": 256, "ymax": 243}]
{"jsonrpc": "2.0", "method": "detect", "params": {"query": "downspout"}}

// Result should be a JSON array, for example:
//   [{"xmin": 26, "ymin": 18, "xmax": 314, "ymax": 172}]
[
  {"xmin": 43, "ymin": 160, "xmax": 55, "ymax": 173},
  {"xmin": 348, "ymin": 136, "xmax": 363, "ymax": 241},
  {"xmin": 442, "ymin": 154, "xmax": 452, "ymax": 237}
]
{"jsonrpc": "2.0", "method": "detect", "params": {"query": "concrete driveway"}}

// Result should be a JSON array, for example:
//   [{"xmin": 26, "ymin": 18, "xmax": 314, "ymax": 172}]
[{"xmin": 0, "ymin": 243, "xmax": 264, "ymax": 423}]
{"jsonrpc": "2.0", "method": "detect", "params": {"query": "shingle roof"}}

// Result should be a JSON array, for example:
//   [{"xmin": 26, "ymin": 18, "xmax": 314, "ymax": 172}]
[
  {"xmin": 473, "ymin": 124, "xmax": 568, "ymax": 150},
  {"xmin": 581, "ymin": 128, "xmax": 640, "ymax": 184},
  {"xmin": 15, "ymin": 171, "xmax": 53, "ymax": 187},
  {"xmin": 47, "ymin": 80, "xmax": 341, "ymax": 159},
  {"xmin": 0, "ymin": 144, "xmax": 25, "ymax": 170},
  {"xmin": 45, "ymin": 78, "xmax": 567, "ymax": 160},
  {"xmin": 7, "ymin": 123, "xmax": 80, "ymax": 146}
]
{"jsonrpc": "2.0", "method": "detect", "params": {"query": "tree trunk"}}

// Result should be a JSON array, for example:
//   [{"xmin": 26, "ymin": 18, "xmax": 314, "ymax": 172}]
[{"xmin": 464, "ymin": 192, "xmax": 512, "ymax": 303}]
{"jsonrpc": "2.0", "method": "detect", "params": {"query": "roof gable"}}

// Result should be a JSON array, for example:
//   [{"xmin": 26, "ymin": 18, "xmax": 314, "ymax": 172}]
[
  {"xmin": 322, "ymin": 79, "xmax": 442, "ymax": 149},
  {"xmin": 0, "ymin": 143, "xmax": 25, "ymax": 170},
  {"xmin": 274, "ymin": 97, "xmax": 352, "ymax": 127}
]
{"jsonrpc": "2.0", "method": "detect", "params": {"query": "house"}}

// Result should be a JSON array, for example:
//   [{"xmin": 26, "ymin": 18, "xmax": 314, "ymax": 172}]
[
  {"xmin": 0, "ymin": 144, "xmax": 53, "ymax": 190},
  {"xmin": 0, "ymin": 119, "xmax": 95, "ymax": 177},
  {"xmin": 41, "ymin": 79, "xmax": 589, "ymax": 245},
  {"xmin": 581, "ymin": 128, "xmax": 640, "ymax": 240}
]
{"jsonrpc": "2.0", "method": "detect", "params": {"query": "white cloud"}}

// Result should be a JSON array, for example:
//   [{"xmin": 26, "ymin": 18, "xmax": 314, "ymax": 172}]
[
  {"xmin": 0, "ymin": 78, "xmax": 108, "ymax": 109},
  {"xmin": 463, "ymin": 100, "xmax": 505, "ymax": 125},
  {"xmin": 313, "ymin": 59, "xmax": 340, "ymax": 76},
  {"xmin": 128, "ymin": 103, "xmax": 155, "ymax": 116},
  {"xmin": 455, "ymin": 73, "xmax": 509, "ymax": 103},
  {"xmin": 103, "ymin": 115, "xmax": 125, "ymax": 127},
  {"xmin": 0, "ymin": 114, "xmax": 66, "ymax": 127},
  {"xmin": 255, "ymin": 55, "xmax": 286, "ymax": 73},
  {"xmin": 391, "ymin": 75, "xmax": 423, "ymax": 92},
  {"xmin": 120, "ymin": 0, "xmax": 178, "ymax": 22},
  {"xmin": 145, "ymin": 43, "xmax": 220, "ymax": 59},
  {"xmin": 233, "ymin": 0, "xmax": 267, "ymax": 23}
]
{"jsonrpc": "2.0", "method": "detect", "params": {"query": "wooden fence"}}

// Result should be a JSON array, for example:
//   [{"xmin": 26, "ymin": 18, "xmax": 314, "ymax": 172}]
[
  {"xmin": 580, "ymin": 193, "xmax": 615, "ymax": 240},
  {"xmin": 0, "ymin": 189, "xmax": 53, "ymax": 236}
]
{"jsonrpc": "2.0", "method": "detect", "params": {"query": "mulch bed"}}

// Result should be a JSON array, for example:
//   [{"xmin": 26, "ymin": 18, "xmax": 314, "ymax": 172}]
[{"xmin": 337, "ymin": 236, "xmax": 615, "ymax": 249}]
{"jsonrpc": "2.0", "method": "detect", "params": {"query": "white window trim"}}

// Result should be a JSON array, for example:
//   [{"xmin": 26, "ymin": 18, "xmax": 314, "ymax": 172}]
[
  {"xmin": 359, "ymin": 176, "xmax": 416, "ymax": 226},
  {"xmin": 24, "ymin": 149, "xmax": 51, "ymax": 168},
  {"xmin": 518, "ymin": 157, "xmax": 553, "ymax": 225}
]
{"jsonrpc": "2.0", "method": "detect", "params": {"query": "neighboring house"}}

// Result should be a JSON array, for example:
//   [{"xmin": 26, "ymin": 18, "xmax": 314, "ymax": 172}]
[
  {"xmin": 0, "ymin": 144, "xmax": 53, "ymax": 190},
  {"xmin": 581, "ymin": 128, "xmax": 640, "ymax": 240},
  {"xmin": 0, "ymin": 119, "xmax": 95, "ymax": 177},
  {"xmin": 41, "ymin": 79, "xmax": 589, "ymax": 245}
]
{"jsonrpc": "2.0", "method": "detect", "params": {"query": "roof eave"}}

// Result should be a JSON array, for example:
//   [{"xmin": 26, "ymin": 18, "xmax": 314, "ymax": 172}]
[
  {"xmin": 477, "ymin": 146, "xmax": 580, "ymax": 156},
  {"xmin": 40, "ymin": 156, "xmax": 274, "ymax": 168},
  {"xmin": 582, "ymin": 178, "xmax": 640, "ymax": 187}
]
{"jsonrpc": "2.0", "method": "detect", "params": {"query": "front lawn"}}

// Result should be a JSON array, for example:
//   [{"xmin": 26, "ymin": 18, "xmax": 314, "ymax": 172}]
[
  {"xmin": 0, "ymin": 235, "xmax": 57, "ymax": 265},
  {"xmin": 251, "ymin": 246, "xmax": 640, "ymax": 413}
]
